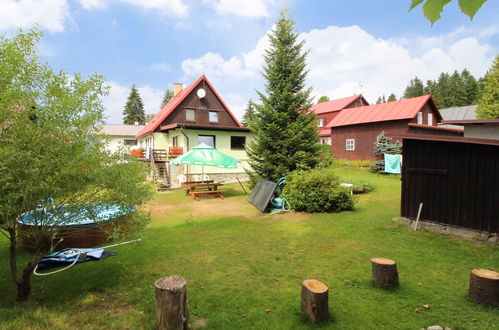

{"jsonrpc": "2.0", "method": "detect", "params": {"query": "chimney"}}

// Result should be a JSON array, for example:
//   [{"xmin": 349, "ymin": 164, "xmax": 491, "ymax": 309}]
[
  {"xmin": 134, "ymin": 121, "xmax": 139, "ymax": 126},
  {"xmin": 173, "ymin": 83, "xmax": 183, "ymax": 96}
]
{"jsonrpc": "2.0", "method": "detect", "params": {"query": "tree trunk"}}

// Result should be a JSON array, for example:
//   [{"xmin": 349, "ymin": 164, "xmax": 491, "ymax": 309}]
[
  {"xmin": 468, "ymin": 269, "xmax": 499, "ymax": 307},
  {"xmin": 155, "ymin": 275, "xmax": 189, "ymax": 330},
  {"xmin": 16, "ymin": 254, "xmax": 42, "ymax": 302},
  {"xmin": 371, "ymin": 258, "xmax": 399, "ymax": 289},
  {"xmin": 301, "ymin": 279, "xmax": 329, "ymax": 323}
]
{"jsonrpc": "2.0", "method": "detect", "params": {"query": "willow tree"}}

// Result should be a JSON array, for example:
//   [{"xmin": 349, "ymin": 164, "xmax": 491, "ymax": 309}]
[
  {"xmin": 0, "ymin": 29, "xmax": 153, "ymax": 301},
  {"xmin": 246, "ymin": 10, "xmax": 320, "ymax": 183}
]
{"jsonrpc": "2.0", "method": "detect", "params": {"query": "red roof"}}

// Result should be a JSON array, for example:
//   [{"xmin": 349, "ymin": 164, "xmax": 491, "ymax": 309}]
[
  {"xmin": 329, "ymin": 95, "xmax": 440, "ymax": 127},
  {"xmin": 136, "ymin": 75, "xmax": 242, "ymax": 138},
  {"xmin": 310, "ymin": 95, "xmax": 368, "ymax": 115}
]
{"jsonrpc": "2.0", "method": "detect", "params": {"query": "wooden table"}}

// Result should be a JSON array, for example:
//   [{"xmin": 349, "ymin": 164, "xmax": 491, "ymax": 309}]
[{"xmin": 183, "ymin": 182, "xmax": 224, "ymax": 200}]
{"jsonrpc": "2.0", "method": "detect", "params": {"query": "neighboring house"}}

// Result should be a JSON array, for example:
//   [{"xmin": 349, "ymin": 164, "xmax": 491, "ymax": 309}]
[
  {"xmin": 438, "ymin": 105, "xmax": 477, "ymax": 129},
  {"xmin": 441, "ymin": 118, "xmax": 499, "ymax": 140},
  {"xmin": 309, "ymin": 95, "xmax": 369, "ymax": 144},
  {"xmin": 328, "ymin": 95, "xmax": 463, "ymax": 160},
  {"xmin": 401, "ymin": 134, "xmax": 498, "ymax": 233},
  {"xmin": 136, "ymin": 75, "xmax": 253, "ymax": 187},
  {"xmin": 100, "ymin": 124, "xmax": 145, "ymax": 153}
]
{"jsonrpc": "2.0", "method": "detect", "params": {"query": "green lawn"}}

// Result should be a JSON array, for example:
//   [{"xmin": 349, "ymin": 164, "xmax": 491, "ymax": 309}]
[{"xmin": 1, "ymin": 168, "xmax": 498, "ymax": 329}]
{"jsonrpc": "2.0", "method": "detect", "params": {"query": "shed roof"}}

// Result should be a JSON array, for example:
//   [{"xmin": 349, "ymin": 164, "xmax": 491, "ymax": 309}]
[
  {"xmin": 438, "ymin": 105, "xmax": 477, "ymax": 129},
  {"xmin": 310, "ymin": 94, "xmax": 368, "ymax": 115},
  {"xmin": 329, "ymin": 95, "xmax": 440, "ymax": 127},
  {"xmin": 100, "ymin": 124, "xmax": 145, "ymax": 137},
  {"xmin": 136, "ymin": 75, "xmax": 242, "ymax": 138}
]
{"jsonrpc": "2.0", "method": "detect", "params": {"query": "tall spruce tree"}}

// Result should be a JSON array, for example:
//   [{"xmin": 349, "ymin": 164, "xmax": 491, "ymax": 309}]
[
  {"xmin": 461, "ymin": 69, "xmax": 479, "ymax": 104},
  {"xmin": 447, "ymin": 70, "xmax": 467, "ymax": 107},
  {"xmin": 476, "ymin": 55, "xmax": 499, "ymax": 118},
  {"xmin": 376, "ymin": 95, "xmax": 386, "ymax": 104},
  {"xmin": 123, "ymin": 85, "xmax": 145, "ymax": 124},
  {"xmin": 317, "ymin": 95, "xmax": 330, "ymax": 103},
  {"xmin": 246, "ymin": 9, "xmax": 320, "ymax": 183},
  {"xmin": 160, "ymin": 89, "xmax": 174, "ymax": 109},
  {"xmin": 403, "ymin": 77, "xmax": 425, "ymax": 98},
  {"xmin": 387, "ymin": 93, "xmax": 397, "ymax": 102},
  {"xmin": 241, "ymin": 99, "xmax": 256, "ymax": 127}
]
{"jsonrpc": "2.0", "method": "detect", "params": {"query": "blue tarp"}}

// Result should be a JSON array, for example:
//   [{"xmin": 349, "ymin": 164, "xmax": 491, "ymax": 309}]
[
  {"xmin": 384, "ymin": 154, "xmax": 401, "ymax": 174},
  {"xmin": 36, "ymin": 248, "xmax": 116, "ymax": 271}
]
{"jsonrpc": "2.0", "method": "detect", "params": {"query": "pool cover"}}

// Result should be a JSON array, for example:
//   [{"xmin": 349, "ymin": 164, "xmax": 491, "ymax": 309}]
[{"xmin": 36, "ymin": 248, "xmax": 116, "ymax": 271}]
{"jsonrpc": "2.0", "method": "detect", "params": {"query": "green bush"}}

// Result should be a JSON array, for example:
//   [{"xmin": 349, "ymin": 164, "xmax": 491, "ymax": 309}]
[
  {"xmin": 341, "ymin": 178, "xmax": 376, "ymax": 194},
  {"xmin": 284, "ymin": 168, "xmax": 355, "ymax": 213}
]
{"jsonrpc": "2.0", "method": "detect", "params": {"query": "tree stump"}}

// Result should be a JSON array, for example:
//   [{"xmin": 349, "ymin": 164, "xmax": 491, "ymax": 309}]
[
  {"xmin": 468, "ymin": 269, "xmax": 499, "ymax": 307},
  {"xmin": 155, "ymin": 275, "xmax": 189, "ymax": 330},
  {"xmin": 301, "ymin": 279, "xmax": 329, "ymax": 323},
  {"xmin": 371, "ymin": 258, "xmax": 399, "ymax": 289}
]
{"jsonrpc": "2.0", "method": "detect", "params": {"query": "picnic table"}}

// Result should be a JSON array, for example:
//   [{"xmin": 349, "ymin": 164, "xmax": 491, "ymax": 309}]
[{"xmin": 182, "ymin": 181, "xmax": 225, "ymax": 200}]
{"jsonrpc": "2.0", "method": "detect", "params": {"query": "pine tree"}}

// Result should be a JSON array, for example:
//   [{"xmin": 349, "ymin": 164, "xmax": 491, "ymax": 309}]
[
  {"xmin": 246, "ymin": 9, "xmax": 320, "ymax": 183},
  {"xmin": 387, "ymin": 93, "xmax": 397, "ymax": 102},
  {"xmin": 123, "ymin": 85, "xmax": 145, "ymax": 124},
  {"xmin": 376, "ymin": 95, "xmax": 386, "ymax": 104},
  {"xmin": 447, "ymin": 70, "xmax": 467, "ymax": 107},
  {"xmin": 461, "ymin": 69, "xmax": 479, "ymax": 104},
  {"xmin": 160, "ymin": 89, "xmax": 174, "ymax": 109},
  {"xmin": 317, "ymin": 95, "xmax": 330, "ymax": 103},
  {"xmin": 434, "ymin": 72, "xmax": 451, "ymax": 108},
  {"xmin": 476, "ymin": 55, "xmax": 499, "ymax": 118},
  {"xmin": 403, "ymin": 77, "xmax": 425, "ymax": 98},
  {"xmin": 241, "ymin": 99, "xmax": 256, "ymax": 127}
]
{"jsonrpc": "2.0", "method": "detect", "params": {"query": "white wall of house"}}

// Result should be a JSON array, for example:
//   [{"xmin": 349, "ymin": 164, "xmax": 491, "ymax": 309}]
[{"xmin": 106, "ymin": 135, "xmax": 139, "ymax": 153}]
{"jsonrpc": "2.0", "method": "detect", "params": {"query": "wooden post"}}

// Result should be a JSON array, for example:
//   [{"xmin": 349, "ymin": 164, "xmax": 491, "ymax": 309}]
[
  {"xmin": 301, "ymin": 279, "xmax": 329, "ymax": 323},
  {"xmin": 468, "ymin": 269, "xmax": 499, "ymax": 307},
  {"xmin": 371, "ymin": 258, "xmax": 399, "ymax": 289},
  {"xmin": 155, "ymin": 275, "xmax": 189, "ymax": 330}
]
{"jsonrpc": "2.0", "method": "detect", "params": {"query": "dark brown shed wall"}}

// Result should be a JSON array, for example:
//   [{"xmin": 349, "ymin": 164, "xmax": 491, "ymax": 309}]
[{"xmin": 401, "ymin": 138, "xmax": 499, "ymax": 232}]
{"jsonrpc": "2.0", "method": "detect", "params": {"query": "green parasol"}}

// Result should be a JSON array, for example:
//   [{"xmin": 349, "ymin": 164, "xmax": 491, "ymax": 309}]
[{"xmin": 170, "ymin": 143, "xmax": 239, "ymax": 179}]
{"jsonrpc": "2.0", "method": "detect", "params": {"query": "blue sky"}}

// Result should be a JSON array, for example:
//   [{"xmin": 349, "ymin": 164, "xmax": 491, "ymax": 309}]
[{"xmin": 1, "ymin": 0, "xmax": 498, "ymax": 123}]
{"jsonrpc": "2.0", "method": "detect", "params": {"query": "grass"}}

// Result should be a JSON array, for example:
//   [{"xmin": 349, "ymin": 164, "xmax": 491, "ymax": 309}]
[{"xmin": 0, "ymin": 168, "xmax": 498, "ymax": 329}]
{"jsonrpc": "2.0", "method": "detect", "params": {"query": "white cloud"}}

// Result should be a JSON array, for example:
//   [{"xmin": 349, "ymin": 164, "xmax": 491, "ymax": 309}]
[
  {"xmin": 181, "ymin": 24, "xmax": 495, "ymax": 114},
  {"xmin": 102, "ymin": 81, "xmax": 163, "ymax": 123},
  {"xmin": 203, "ymin": 0, "xmax": 270, "ymax": 18},
  {"xmin": 78, "ymin": 0, "xmax": 188, "ymax": 17},
  {"xmin": 0, "ymin": 0, "xmax": 70, "ymax": 33}
]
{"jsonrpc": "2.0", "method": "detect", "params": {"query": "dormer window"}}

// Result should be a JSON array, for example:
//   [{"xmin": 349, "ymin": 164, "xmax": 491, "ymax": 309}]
[
  {"xmin": 209, "ymin": 111, "xmax": 218, "ymax": 123},
  {"xmin": 417, "ymin": 112, "xmax": 423, "ymax": 125},
  {"xmin": 318, "ymin": 118, "xmax": 324, "ymax": 127}
]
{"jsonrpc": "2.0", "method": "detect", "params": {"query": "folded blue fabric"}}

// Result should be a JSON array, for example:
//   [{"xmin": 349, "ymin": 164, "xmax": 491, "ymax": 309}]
[
  {"xmin": 384, "ymin": 154, "xmax": 401, "ymax": 174},
  {"xmin": 37, "ymin": 248, "xmax": 116, "ymax": 270}
]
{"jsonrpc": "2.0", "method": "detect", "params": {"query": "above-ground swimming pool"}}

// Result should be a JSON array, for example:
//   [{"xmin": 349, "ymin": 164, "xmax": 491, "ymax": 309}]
[{"xmin": 17, "ymin": 203, "xmax": 135, "ymax": 251}]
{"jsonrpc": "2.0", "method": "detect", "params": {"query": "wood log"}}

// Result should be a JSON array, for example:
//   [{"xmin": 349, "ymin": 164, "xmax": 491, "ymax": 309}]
[
  {"xmin": 468, "ymin": 269, "xmax": 499, "ymax": 307},
  {"xmin": 155, "ymin": 275, "xmax": 189, "ymax": 330},
  {"xmin": 301, "ymin": 279, "xmax": 329, "ymax": 323},
  {"xmin": 371, "ymin": 258, "xmax": 399, "ymax": 289}
]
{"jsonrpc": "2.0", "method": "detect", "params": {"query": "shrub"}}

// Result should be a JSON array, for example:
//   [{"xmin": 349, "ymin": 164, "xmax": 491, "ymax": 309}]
[
  {"xmin": 334, "ymin": 158, "xmax": 371, "ymax": 168},
  {"xmin": 284, "ymin": 168, "xmax": 355, "ymax": 213},
  {"xmin": 341, "ymin": 178, "xmax": 376, "ymax": 194}
]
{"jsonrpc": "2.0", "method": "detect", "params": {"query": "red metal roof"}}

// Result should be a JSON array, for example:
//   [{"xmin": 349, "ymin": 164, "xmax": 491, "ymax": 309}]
[
  {"xmin": 310, "ymin": 94, "xmax": 368, "ymax": 115},
  {"xmin": 136, "ymin": 75, "xmax": 242, "ymax": 138},
  {"xmin": 329, "ymin": 95, "xmax": 440, "ymax": 127}
]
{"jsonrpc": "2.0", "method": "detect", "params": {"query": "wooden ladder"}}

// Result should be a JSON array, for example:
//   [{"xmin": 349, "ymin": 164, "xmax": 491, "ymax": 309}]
[{"xmin": 150, "ymin": 150, "xmax": 170, "ymax": 191}]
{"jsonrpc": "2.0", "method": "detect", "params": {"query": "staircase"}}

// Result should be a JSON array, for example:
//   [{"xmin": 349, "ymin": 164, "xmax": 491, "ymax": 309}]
[{"xmin": 150, "ymin": 149, "xmax": 170, "ymax": 191}]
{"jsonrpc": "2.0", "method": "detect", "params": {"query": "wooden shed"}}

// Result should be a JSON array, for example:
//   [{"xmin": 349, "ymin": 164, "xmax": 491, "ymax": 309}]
[{"xmin": 401, "ymin": 134, "xmax": 499, "ymax": 233}]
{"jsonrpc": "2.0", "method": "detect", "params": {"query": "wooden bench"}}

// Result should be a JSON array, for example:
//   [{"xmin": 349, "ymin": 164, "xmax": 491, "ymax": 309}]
[{"xmin": 189, "ymin": 190, "xmax": 224, "ymax": 200}]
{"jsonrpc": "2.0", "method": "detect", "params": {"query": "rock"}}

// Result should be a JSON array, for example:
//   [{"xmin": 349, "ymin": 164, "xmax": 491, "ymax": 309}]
[
  {"xmin": 488, "ymin": 236, "xmax": 498, "ymax": 244},
  {"xmin": 427, "ymin": 326, "xmax": 443, "ymax": 330}
]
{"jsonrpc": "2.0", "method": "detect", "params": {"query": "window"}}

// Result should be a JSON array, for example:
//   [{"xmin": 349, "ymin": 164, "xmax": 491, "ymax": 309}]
[
  {"xmin": 231, "ymin": 136, "xmax": 246, "ymax": 150},
  {"xmin": 186, "ymin": 109, "xmax": 195, "ymax": 121},
  {"xmin": 417, "ymin": 112, "xmax": 423, "ymax": 125},
  {"xmin": 346, "ymin": 138, "xmax": 355, "ymax": 151},
  {"xmin": 427, "ymin": 113, "xmax": 433, "ymax": 126},
  {"xmin": 124, "ymin": 139, "xmax": 137, "ymax": 146},
  {"xmin": 199, "ymin": 135, "xmax": 215, "ymax": 148},
  {"xmin": 172, "ymin": 136, "xmax": 178, "ymax": 147},
  {"xmin": 318, "ymin": 118, "xmax": 324, "ymax": 127},
  {"xmin": 209, "ymin": 111, "xmax": 218, "ymax": 122}
]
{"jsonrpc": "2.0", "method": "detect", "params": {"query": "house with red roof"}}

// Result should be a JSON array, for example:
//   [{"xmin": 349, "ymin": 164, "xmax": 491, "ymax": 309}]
[
  {"xmin": 309, "ymin": 94, "xmax": 369, "ymax": 144},
  {"xmin": 328, "ymin": 95, "xmax": 463, "ymax": 160},
  {"xmin": 136, "ymin": 75, "xmax": 252, "ymax": 186}
]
